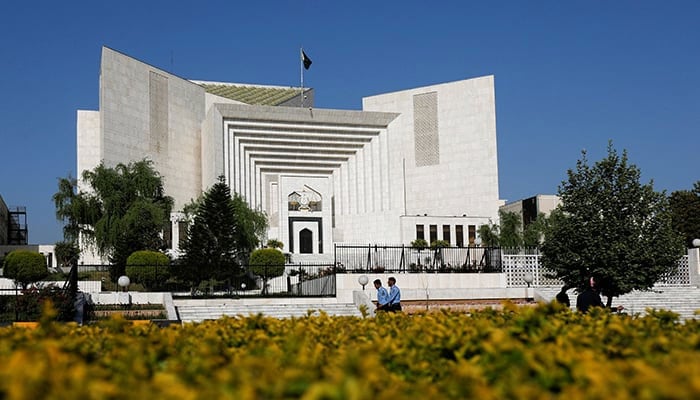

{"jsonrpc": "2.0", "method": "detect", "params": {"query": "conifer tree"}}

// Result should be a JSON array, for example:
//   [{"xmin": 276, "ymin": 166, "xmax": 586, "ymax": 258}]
[{"xmin": 177, "ymin": 176, "xmax": 267, "ymax": 290}]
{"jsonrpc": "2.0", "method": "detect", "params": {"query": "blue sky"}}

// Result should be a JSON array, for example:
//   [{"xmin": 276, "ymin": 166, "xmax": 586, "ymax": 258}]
[{"xmin": 1, "ymin": 1, "xmax": 698, "ymax": 244}]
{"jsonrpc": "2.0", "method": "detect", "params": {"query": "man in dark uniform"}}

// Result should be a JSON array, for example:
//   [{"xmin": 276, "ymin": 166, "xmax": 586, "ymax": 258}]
[{"xmin": 576, "ymin": 276, "xmax": 623, "ymax": 313}]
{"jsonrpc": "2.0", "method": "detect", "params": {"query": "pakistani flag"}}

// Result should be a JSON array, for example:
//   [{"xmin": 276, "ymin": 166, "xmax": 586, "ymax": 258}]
[{"xmin": 301, "ymin": 50, "xmax": 312, "ymax": 70}]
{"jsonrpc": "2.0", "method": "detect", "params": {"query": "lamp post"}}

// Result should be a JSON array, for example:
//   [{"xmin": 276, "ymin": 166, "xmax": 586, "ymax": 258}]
[
  {"xmin": 117, "ymin": 275, "xmax": 130, "ymax": 292},
  {"xmin": 523, "ymin": 272, "xmax": 534, "ymax": 302},
  {"xmin": 117, "ymin": 275, "xmax": 131, "ymax": 306},
  {"xmin": 358, "ymin": 275, "xmax": 369, "ymax": 291}
]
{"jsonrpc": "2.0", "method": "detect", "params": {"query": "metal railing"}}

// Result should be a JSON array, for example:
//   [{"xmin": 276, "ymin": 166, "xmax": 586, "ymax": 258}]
[
  {"xmin": 67, "ymin": 263, "xmax": 338, "ymax": 297},
  {"xmin": 334, "ymin": 244, "xmax": 503, "ymax": 273}
]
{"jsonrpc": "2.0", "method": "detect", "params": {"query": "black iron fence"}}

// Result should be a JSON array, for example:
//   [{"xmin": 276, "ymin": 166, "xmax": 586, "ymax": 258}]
[
  {"xmin": 66, "ymin": 263, "xmax": 337, "ymax": 297},
  {"xmin": 334, "ymin": 244, "xmax": 503, "ymax": 273}
]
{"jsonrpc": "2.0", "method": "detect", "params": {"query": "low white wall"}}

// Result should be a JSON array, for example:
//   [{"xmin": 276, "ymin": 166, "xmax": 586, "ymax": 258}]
[
  {"xmin": 0, "ymin": 278, "xmax": 101, "ymax": 293},
  {"xmin": 87, "ymin": 292, "xmax": 177, "ymax": 320},
  {"xmin": 174, "ymin": 297, "xmax": 342, "ymax": 307},
  {"xmin": 336, "ymin": 273, "xmax": 507, "ymax": 303},
  {"xmin": 90, "ymin": 291, "xmax": 166, "ymax": 305}
]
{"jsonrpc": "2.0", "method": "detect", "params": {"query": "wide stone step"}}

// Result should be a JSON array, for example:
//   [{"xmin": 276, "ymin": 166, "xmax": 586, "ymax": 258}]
[
  {"xmin": 176, "ymin": 303, "xmax": 363, "ymax": 322},
  {"xmin": 535, "ymin": 286, "xmax": 700, "ymax": 320}
]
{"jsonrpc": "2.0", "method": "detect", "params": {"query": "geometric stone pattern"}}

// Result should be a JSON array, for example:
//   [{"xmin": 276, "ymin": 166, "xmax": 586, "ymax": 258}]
[
  {"xmin": 413, "ymin": 91, "xmax": 439, "ymax": 167},
  {"xmin": 149, "ymin": 71, "xmax": 168, "ymax": 155}
]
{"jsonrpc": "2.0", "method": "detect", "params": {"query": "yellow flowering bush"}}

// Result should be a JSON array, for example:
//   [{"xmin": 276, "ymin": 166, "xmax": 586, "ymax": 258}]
[{"xmin": 0, "ymin": 302, "xmax": 697, "ymax": 399}]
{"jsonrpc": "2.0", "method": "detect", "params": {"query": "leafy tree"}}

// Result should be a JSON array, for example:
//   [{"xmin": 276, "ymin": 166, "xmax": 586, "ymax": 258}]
[
  {"xmin": 53, "ymin": 174, "xmax": 86, "ymax": 243},
  {"xmin": 429, "ymin": 240, "xmax": 450, "ymax": 249},
  {"xmin": 3, "ymin": 250, "xmax": 48, "ymax": 289},
  {"xmin": 53, "ymin": 160, "xmax": 174, "ymax": 280},
  {"xmin": 126, "ymin": 250, "xmax": 170, "ymax": 290},
  {"xmin": 541, "ymin": 143, "xmax": 685, "ymax": 306},
  {"xmin": 477, "ymin": 223, "xmax": 500, "ymax": 247},
  {"xmin": 266, "ymin": 239, "xmax": 284, "ymax": 249},
  {"xmin": 410, "ymin": 238, "xmax": 428, "ymax": 250},
  {"xmin": 54, "ymin": 241, "xmax": 81, "ymax": 269},
  {"xmin": 523, "ymin": 212, "xmax": 549, "ymax": 247},
  {"xmin": 499, "ymin": 211, "xmax": 523, "ymax": 248},
  {"xmin": 669, "ymin": 181, "xmax": 700, "ymax": 247},
  {"xmin": 249, "ymin": 248, "xmax": 286, "ymax": 294},
  {"xmin": 477, "ymin": 210, "xmax": 527, "ymax": 248},
  {"xmin": 232, "ymin": 192, "xmax": 268, "ymax": 259},
  {"xmin": 177, "ymin": 176, "xmax": 268, "ymax": 290}
]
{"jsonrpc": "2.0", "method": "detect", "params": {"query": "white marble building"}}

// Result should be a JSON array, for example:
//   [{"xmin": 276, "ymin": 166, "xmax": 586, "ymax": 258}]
[{"xmin": 77, "ymin": 47, "xmax": 503, "ymax": 263}]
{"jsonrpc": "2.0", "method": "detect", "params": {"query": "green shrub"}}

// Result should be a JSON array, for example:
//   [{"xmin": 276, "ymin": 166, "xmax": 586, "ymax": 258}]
[
  {"xmin": 411, "ymin": 239, "xmax": 428, "ymax": 250},
  {"xmin": 430, "ymin": 239, "xmax": 450, "ymax": 249},
  {"xmin": 125, "ymin": 250, "xmax": 170, "ymax": 291},
  {"xmin": 14, "ymin": 285, "xmax": 74, "ymax": 322},
  {"xmin": 266, "ymin": 239, "xmax": 284, "ymax": 249},
  {"xmin": 2, "ymin": 250, "xmax": 48, "ymax": 288},
  {"xmin": 249, "ymin": 248, "xmax": 285, "ymax": 279}
]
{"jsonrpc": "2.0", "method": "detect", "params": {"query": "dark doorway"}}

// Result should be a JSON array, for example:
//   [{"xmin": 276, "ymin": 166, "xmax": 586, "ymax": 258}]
[{"xmin": 299, "ymin": 228, "xmax": 313, "ymax": 254}]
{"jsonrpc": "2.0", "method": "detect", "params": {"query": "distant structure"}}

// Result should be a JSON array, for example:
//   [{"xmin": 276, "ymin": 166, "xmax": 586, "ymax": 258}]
[
  {"xmin": 0, "ymin": 195, "xmax": 28, "ymax": 246},
  {"xmin": 0, "ymin": 195, "xmax": 7, "ymax": 245},
  {"xmin": 0, "ymin": 194, "xmax": 56, "ymax": 269},
  {"xmin": 500, "ymin": 194, "xmax": 561, "ymax": 231},
  {"xmin": 76, "ymin": 47, "xmax": 503, "ymax": 263}
]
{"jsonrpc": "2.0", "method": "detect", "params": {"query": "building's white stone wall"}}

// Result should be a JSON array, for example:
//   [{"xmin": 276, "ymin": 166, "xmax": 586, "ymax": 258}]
[
  {"xmin": 76, "ymin": 110, "xmax": 101, "ymax": 183},
  {"xmin": 362, "ymin": 76, "xmax": 500, "ymax": 244},
  {"xmin": 98, "ymin": 47, "xmax": 205, "ymax": 211},
  {"xmin": 536, "ymin": 194, "xmax": 561, "ymax": 214},
  {"xmin": 76, "ymin": 48, "xmax": 504, "ymax": 262},
  {"xmin": 0, "ymin": 244, "xmax": 58, "ymax": 270}
]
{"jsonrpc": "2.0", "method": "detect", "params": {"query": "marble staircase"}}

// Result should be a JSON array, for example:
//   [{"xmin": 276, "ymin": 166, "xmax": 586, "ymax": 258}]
[
  {"xmin": 176, "ymin": 302, "xmax": 363, "ymax": 323},
  {"xmin": 535, "ymin": 286, "xmax": 700, "ymax": 321}
]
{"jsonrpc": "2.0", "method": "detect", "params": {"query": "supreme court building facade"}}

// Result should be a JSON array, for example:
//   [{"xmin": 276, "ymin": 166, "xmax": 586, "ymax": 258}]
[{"xmin": 77, "ymin": 47, "xmax": 503, "ymax": 263}]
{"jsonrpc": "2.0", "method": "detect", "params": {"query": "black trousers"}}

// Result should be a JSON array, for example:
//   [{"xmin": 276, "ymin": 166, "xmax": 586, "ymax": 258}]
[{"xmin": 389, "ymin": 303, "xmax": 402, "ymax": 312}]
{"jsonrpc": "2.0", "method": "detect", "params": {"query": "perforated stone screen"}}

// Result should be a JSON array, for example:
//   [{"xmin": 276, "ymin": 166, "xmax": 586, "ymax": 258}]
[
  {"xmin": 149, "ymin": 71, "xmax": 168, "ymax": 154},
  {"xmin": 413, "ymin": 91, "xmax": 439, "ymax": 166}
]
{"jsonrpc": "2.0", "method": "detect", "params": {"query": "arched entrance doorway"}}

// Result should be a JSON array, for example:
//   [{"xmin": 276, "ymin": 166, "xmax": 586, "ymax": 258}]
[{"xmin": 299, "ymin": 228, "xmax": 313, "ymax": 254}]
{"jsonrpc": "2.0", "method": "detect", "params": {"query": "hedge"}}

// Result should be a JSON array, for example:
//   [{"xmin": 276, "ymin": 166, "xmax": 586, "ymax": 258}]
[
  {"xmin": 0, "ymin": 303, "xmax": 697, "ymax": 398},
  {"xmin": 125, "ymin": 250, "xmax": 170, "ymax": 290},
  {"xmin": 2, "ymin": 250, "xmax": 47, "ymax": 288}
]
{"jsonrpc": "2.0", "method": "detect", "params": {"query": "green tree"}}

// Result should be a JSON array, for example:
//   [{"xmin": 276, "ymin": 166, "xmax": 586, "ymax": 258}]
[
  {"xmin": 249, "ymin": 248, "xmax": 286, "ymax": 294},
  {"xmin": 53, "ymin": 160, "xmax": 174, "ymax": 281},
  {"xmin": 523, "ymin": 212, "xmax": 549, "ymax": 247},
  {"xmin": 232, "ymin": 192, "xmax": 268, "ymax": 259},
  {"xmin": 177, "ymin": 176, "xmax": 268, "ymax": 290},
  {"xmin": 541, "ymin": 143, "xmax": 685, "ymax": 306},
  {"xmin": 3, "ymin": 250, "xmax": 48, "ymax": 289},
  {"xmin": 499, "ymin": 211, "xmax": 523, "ymax": 248},
  {"xmin": 126, "ymin": 250, "xmax": 170, "ymax": 291},
  {"xmin": 53, "ymin": 174, "xmax": 87, "ymax": 243},
  {"xmin": 54, "ymin": 241, "xmax": 81, "ymax": 269},
  {"xmin": 266, "ymin": 239, "xmax": 284, "ymax": 249},
  {"xmin": 477, "ymin": 210, "xmax": 525, "ymax": 248},
  {"xmin": 477, "ymin": 223, "xmax": 500, "ymax": 247},
  {"xmin": 669, "ymin": 181, "xmax": 700, "ymax": 247}
]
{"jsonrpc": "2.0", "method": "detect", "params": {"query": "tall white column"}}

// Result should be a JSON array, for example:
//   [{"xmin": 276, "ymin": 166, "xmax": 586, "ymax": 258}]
[{"xmin": 170, "ymin": 212, "xmax": 186, "ymax": 257}]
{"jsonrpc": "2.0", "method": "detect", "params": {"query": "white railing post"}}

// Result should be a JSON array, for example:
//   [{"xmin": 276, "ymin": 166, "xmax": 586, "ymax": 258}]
[{"xmin": 689, "ymin": 247, "xmax": 700, "ymax": 288}]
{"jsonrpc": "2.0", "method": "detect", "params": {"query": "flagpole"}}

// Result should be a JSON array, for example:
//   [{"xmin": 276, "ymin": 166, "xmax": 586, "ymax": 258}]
[{"xmin": 300, "ymin": 47, "xmax": 304, "ymax": 108}]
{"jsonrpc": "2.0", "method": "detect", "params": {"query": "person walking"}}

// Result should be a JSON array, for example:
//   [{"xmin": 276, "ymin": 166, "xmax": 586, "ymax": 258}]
[
  {"xmin": 373, "ymin": 279, "xmax": 389, "ymax": 312},
  {"xmin": 576, "ymin": 276, "xmax": 623, "ymax": 313},
  {"xmin": 555, "ymin": 284, "xmax": 571, "ymax": 308},
  {"xmin": 387, "ymin": 276, "xmax": 402, "ymax": 312}
]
